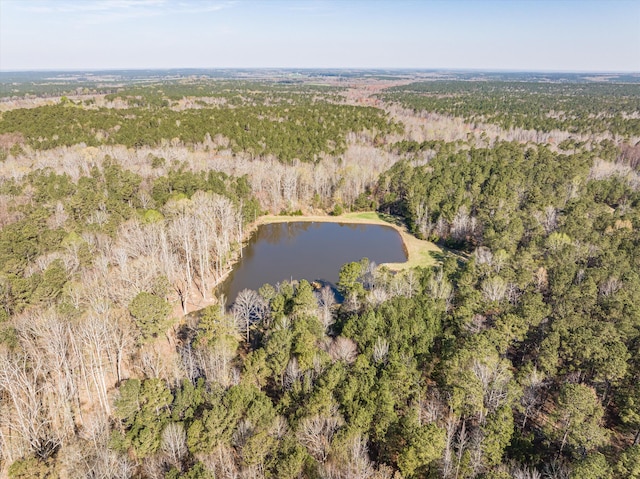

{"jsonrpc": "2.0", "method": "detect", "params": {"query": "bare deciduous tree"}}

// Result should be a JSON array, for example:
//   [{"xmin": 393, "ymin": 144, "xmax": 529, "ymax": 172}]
[
  {"xmin": 481, "ymin": 276, "xmax": 507, "ymax": 303},
  {"xmin": 414, "ymin": 200, "xmax": 433, "ymax": 239},
  {"xmin": 428, "ymin": 268, "xmax": 453, "ymax": 305},
  {"xmin": 533, "ymin": 205, "xmax": 558, "ymax": 234},
  {"xmin": 542, "ymin": 459, "xmax": 571, "ymax": 479},
  {"xmin": 199, "ymin": 445, "xmax": 238, "ymax": 479},
  {"xmin": 520, "ymin": 368, "xmax": 547, "ymax": 429},
  {"xmin": 451, "ymin": 205, "xmax": 479, "ymax": 243},
  {"xmin": 454, "ymin": 420, "xmax": 469, "ymax": 479},
  {"xmin": 0, "ymin": 350, "xmax": 60, "ymax": 460},
  {"xmin": 194, "ymin": 338, "xmax": 239, "ymax": 387},
  {"xmin": 162, "ymin": 422, "xmax": 187, "ymax": 470},
  {"xmin": 471, "ymin": 357, "xmax": 512, "ymax": 424},
  {"xmin": 284, "ymin": 356, "xmax": 300, "ymax": 390},
  {"xmin": 367, "ymin": 286, "xmax": 389, "ymax": 307},
  {"xmin": 25, "ymin": 311, "xmax": 79, "ymax": 442},
  {"xmin": 441, "ymin": 414, "xmax": 457, "ymax": 478},
  {"xmin": 320, "ymin": 433, "xmax": 375, "ymax": 479},
  {"xmin": 168, "ymin": 207, "xmax": 194, "ymax": 314},
  {"xmin": 233, "ymin": 289, "xmax": 267, "ymax": 343},
  {"xmin": 297, "ymin": 409, "xmax": 344, "ymax": 463},
  {"xmin": 316, "ymin": 285, "xmax": 336, "ymax": 332},
  {"xmin": 77, "ymin": 314, "xmax": 113, "ymax": 417},
  {"xmin": 372, "ymin": 337, "xmax": 389, "ymax": 364},
  {"xmin": 327, "ymin": 336, "xmax": 358, "ymax": 364},
  {"xmin": 599, "ymin": 276, "xmax": 622, "ymax": 297},
  {"xmin": 512, "ymin": 464, "xmax": 542, "ymax": 479}
]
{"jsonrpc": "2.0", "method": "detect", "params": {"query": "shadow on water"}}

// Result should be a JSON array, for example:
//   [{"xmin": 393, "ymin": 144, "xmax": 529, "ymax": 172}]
[{"xmin": 309, "ymin": 278, "xmax": 345, "ymax": 303}]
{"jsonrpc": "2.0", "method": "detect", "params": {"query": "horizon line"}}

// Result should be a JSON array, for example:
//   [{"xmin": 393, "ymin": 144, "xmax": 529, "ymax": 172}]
[{"xmin": 1, "ymin": 67, "xmax": 639, "ymax": 75}]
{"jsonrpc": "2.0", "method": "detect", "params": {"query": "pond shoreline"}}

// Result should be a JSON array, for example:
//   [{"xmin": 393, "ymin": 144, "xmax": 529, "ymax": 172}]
[
  {"xmin": 177, "ymin": 212, "xmax": 440, "ymax": 317},
  {"xmin": 256, "ymin": 212, "xmax": 440, "ymax": 271}
]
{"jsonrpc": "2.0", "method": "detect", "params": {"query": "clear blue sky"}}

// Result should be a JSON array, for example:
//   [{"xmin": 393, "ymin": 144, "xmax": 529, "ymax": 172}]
[{"xmin": 1, "ymin": 0, "xmax": 639, "ymax": 72}]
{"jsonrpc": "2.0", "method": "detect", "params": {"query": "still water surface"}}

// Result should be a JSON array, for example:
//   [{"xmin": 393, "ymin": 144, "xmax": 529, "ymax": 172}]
[{"xmin": 219, "ymin": 222, "xmax": 407, "ymax": 302}]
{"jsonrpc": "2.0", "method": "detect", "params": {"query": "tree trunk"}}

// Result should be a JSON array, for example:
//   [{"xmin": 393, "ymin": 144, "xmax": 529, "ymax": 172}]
[{"xmin": 560, "ymin": 422, "xmax": 570, "ymax": 453}]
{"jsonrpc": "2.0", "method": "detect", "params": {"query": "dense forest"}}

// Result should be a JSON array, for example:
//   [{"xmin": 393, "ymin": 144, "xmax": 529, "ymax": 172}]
[
  {"xmin": 382, "ymin": 82, "xmax": 640, "ymax": 138},
  {"xmin": 0, "ymin": 73, "xmax": 639, "ymax": 478}
]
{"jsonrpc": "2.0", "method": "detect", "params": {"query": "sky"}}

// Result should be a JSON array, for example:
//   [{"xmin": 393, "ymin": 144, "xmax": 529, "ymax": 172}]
[{"xmin": 1, "ymin": 0, "xmax": 639, "ymax": 72}]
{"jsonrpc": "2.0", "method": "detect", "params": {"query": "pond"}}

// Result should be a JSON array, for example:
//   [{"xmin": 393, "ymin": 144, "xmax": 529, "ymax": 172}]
[{"xmin": 218, "ymin": 221, "xmax": 407, "ymax": 303}]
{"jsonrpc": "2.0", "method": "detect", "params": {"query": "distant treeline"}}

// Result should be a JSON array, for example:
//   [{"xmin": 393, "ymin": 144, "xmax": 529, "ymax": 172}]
[{"xmin": 383, "ymin": 81, "xmax": 640, "ymax": 137}]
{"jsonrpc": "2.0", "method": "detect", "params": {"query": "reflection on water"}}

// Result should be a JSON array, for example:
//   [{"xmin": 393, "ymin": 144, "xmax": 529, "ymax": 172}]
[{"xmin": 219, "ymin": 222, "xmax": 407, "ymax": 303}]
